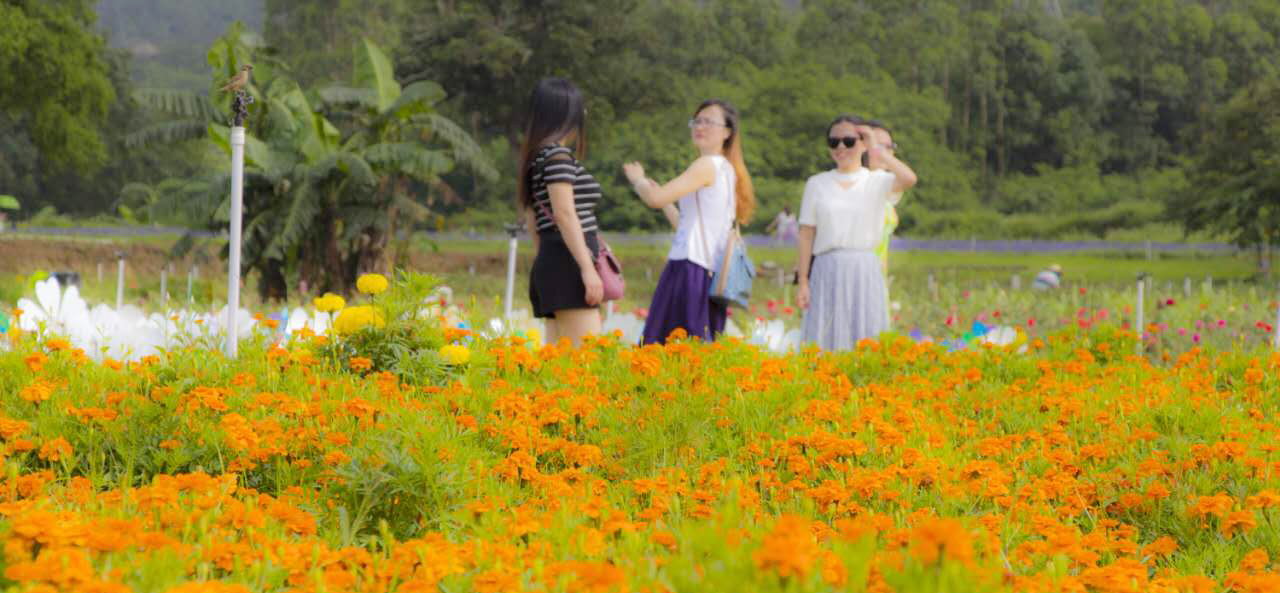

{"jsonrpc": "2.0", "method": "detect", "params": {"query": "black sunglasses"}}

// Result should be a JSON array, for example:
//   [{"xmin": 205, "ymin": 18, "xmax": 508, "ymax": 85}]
[{"xmin": 827, "ymin": 136, "xmax": 858, "ymax": 149}]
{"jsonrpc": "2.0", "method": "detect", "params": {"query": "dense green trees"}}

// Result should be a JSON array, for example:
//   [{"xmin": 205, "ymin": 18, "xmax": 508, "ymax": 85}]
[{"xmin": 383, "ymin": 0, "xmax": 1280, "ymax": 242}]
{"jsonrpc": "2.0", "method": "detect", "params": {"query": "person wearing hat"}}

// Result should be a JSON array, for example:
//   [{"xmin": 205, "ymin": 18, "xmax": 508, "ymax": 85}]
[{"xmin": 1033, "ymin": 264, "xmax": 1062, "ymax": 290}]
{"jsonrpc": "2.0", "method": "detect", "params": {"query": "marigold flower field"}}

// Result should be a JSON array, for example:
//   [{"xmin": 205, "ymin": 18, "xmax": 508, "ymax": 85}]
[{"xmin": 2, "ymin": 319, "xmax": 1280, "ymax": 592}]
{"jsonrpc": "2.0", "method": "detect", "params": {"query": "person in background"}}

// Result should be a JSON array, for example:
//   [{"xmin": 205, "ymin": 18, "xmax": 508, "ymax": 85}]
[
  {"xmin": 796, "ymin": 114, "xmax": 917, "ymax": 351},
  {"xmin": 766, "ymin": 206, "xmax": 798, "ymax": 246},
  {"xmin": 624, "ymin": 99, "xmax": 756, "ymax": 345},
  {"xmin": 865, "ymin": 120, "xmax": 903, "ymax": 325},
  {"xmin": 518, "ymin": 78, "xmax": 605, "ymax": 346},
  {"xmin": 1033, "ymin": 264, "xmax": 1063, "ymax": 290}
]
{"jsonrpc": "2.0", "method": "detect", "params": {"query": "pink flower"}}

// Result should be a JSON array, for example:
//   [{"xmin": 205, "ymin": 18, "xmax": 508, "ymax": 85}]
[
  {"xmin": 1192, "ymin": 333, "xmax": 1200, "ymax": 343},
  {"xmin": 1166, "ymin": 298, "xmax": 1175, "ymax": 306},
  {"xmin": 1195, "ymin": 320, "xmax": 1203, "ymax": 329},
  {"xmin": 1178, "ymin": 328, "xmax": 1187, "ymax": 336},
  {"xmin": 1218, "ymin": 320, "xmax": 1227, "ymax": 328},
  {"xmin": 1027, "ymin": 318, "xmax": 1036, "ymax": 328}
]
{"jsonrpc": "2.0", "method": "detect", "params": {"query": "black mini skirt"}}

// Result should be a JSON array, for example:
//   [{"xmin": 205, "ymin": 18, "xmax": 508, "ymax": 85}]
[{"xmin": 529, "ymin": 231, "xmax": 600, "ymax": 318}]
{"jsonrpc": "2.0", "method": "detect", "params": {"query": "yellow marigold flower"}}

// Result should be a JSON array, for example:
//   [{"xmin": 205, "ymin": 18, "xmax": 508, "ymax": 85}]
[
  {"xmin": 439, "ymin": 343, "xmax": 471, "ymax": 365},
  {"xmin": 356, "ymin": 273, "xmax": 389, "ymax": 295},
  {"xmin": 314, "ymin": 292, "xmax": 346, "ymax": 313},
  {"xmin": 332, "ymin": 306, "xmax": 385, "ymax": 335}
]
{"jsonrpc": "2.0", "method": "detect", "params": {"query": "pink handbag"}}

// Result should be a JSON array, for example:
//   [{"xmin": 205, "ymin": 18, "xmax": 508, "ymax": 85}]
[
  {"xmin": 596, "ymin": 238, "xmax": 625, "ymax": 302},
  {"xmin": 536, "ymin": 200, "xmax": 624, "ymax": 302}
]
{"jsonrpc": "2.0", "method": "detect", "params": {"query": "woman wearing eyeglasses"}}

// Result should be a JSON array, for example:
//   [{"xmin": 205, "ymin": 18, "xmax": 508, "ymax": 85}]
[
  {"xmin": 795, "ymin": 114, "xmax": 917, "ymax": 351},
  {"xmin": 624, "ymin": 99, "xmax": 756, "ymax": 345}
]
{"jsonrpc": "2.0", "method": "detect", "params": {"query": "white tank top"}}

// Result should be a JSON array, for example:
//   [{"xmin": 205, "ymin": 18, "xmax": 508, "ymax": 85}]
[{"xmin": 669, "ymin": 156, "xmax": 735, "ymax": 270}]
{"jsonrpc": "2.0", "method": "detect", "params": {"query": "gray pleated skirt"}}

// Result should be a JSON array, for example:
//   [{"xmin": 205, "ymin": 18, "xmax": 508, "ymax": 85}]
[{"xmin": 802, "ymin": 249, "xmax": 888, "ymax": 351}]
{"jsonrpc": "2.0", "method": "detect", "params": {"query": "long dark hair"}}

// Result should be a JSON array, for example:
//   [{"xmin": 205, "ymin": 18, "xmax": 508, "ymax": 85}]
[
  {"xmin": 517, "ymin": 78, "xmax": 587, "ymax": 210},
  {"xmin": 827, "ymin": 114, "xmax": 865, "ymax": 137},
  {"xmin": 695, "ymin": 99, "xmax": 755, "ymax": 225}
]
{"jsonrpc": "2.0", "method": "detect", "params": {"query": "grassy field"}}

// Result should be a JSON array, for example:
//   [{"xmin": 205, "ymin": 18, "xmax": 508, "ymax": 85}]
[{"xmin": 1, "ymin": 233, "xmax": 1269, "ymax": 320}]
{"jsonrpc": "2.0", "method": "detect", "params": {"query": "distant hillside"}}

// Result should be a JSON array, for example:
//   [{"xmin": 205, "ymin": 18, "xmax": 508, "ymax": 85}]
[{"xmin": 97, "ymin": 0, "xmax": 263, "ymax": 89}]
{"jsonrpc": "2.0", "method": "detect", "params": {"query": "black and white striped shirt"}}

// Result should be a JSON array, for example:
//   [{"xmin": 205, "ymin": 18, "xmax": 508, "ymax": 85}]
[{"xmin": 528, "ymin": 145, "xmax": 602, "ymax": 233}]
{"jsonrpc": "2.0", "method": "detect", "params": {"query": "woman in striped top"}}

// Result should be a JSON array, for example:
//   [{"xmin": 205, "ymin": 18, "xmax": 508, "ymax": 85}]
[{"xmin": 518, "ymin": 78, "xmax": 604, "ymax": 345}]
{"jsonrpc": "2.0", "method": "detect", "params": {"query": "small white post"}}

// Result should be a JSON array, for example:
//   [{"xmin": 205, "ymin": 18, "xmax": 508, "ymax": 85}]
[
  {"xmin": 1135, "ymin": 275, "xmax": 1146, "ymax": 356},
  {"xmin": 503, "ymin": 228, "xmax": 518, "ymax": 320},
  {"xmin": 1273, "ymin": 281, "xmax": 1280, "ymax": 350},
  {"xmin": 226, "ymin": 126, "xmax": 246, "ymax": 358},
  {"xmin": 468, "ymin": 263, "xmax": 476, "ymax": 277},
  {"xmin": 160, "ymin": 265, "xmax": 168, "ymax": 309},
  {"xmin": 187, "ymin": 266, "xmax": 195, "ymax": 304},
  {"xmin": 97, "ymin": 262, "xmax": 103, "ymax": 285},
  {"xmin": 1184, "ymin": 276, "xmax": 1191, "ymax": 298},
  {"xmin": 1011, "ymin": 274, "xmax": 1021, "ymax": 290},
  {"xmin": 115, "ymin": 253, "xmax": 125, "ymax": 311}
]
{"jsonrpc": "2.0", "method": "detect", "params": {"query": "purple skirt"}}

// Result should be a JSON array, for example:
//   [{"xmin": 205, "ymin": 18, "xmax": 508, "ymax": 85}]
[{"xmin": 641, "ymin": 259, "xmax": 727, "ymax": 345}]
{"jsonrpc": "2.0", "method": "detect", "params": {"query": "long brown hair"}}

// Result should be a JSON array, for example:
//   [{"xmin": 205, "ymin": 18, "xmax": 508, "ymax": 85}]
[
  {"xmin": 696, "ymin": 99, "xmax": 755, "ymax": 225},
  {"xmin": 516, "ymin": 78, "xmax": 587, "ymax": 210}
]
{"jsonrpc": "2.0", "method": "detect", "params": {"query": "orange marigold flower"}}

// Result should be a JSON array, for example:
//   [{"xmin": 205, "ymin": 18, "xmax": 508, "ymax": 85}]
[
  {"xmin": 1247, "ymin": 490, "xmax": 1280, "ymax": 509},
  {"xmin": 1220, "ymin": 510, "xmax": 1257, "ymax": 537},
  {"xmin": 23, "ymin": 352, "xmax": 47, "ymax": 372},
  {"xmin": 45, "ymin": 339, "xmax": 70, "ymax": 352},
  {"xmin": 651, "ymin": 530, "xmax": 678, "ymax": 551},
  {"xmin": 1142, "ymin": 536, "xmax": 1177, "ymax": 559},
  {"xmin": 19, "ymin": 379, "xmax": 55, "ymax": 404},
  {"xmin": 753, "ymin": 515, "xmax": 819, "ymax": 579},
  {"xmin": 38, "ymin": 438, "xmax": 72, "ymax": 462},
  {"xmin": 909, "ymin": 517, "xmax": 974, "ymax": 566},
  {"xmin": 349, "ymin": 357, "xmax": 373, "ymax": 372},
  {"xmin": 1188, "ymin": 493, "xmax": 1234, "ymax": 520},
  {"xmin": 1240, "ymin": 549, "xmax": 1270, "ymax": 572}
]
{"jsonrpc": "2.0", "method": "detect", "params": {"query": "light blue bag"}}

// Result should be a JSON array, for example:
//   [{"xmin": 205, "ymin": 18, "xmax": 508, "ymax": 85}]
[
  {"xmin": 695, "ymin": 189, "xmax": 754, "ymax": 310},
  {"xmin": 709, "ymin": 225, "xmax": 754, "ymax": 309}
]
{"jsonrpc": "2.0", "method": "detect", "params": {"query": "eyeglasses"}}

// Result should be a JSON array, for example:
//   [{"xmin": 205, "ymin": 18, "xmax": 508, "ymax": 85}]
[
  {"xmin": 827, "ymin": 136, "xmax": 858, "ymax": 149},
  {"xmin": 689, "ymin": 118, "xmax": 727, "ymax": 129}
]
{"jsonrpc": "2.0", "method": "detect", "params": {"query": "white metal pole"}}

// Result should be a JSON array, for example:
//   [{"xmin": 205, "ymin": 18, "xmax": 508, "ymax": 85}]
[
  {"xmin": 1273, "ymin": 281, "xmax": 1280, "ymax": 350},
  {"xmin": 187, "ymin": 266, "xmax": 195, "ymax": 304},
  {"xmin": 226, "ymin": 126, "xmax": 246, "ymax": 358},
  {"xmin": 503, "ymin": 234, "xmax": 518, "ymax": 321},
  {"xmin": 1135, "ymin": 276, "xmax": 1145, "ymax": 356},
  {"xmin": 160, "ymin": 266, "xmax": 168, "ymax": 309},
  {"xmin": 116, "ymin": 255, "xmax": 125, "ymax": 311}
]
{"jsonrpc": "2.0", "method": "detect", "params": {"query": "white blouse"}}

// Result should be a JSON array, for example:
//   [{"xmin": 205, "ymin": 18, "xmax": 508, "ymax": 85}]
[
  {"xmin": 797, "ymin": 169, "xmax": 900, "ymax": 254},
  {"xmin": 668, "ymin": 156, "xmax": 736, "ymax": 270}
]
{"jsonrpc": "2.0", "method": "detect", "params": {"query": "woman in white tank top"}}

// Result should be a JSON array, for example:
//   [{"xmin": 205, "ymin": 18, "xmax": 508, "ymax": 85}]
[{"xmin": 623, "ymin": 99, "xmax": 756, "ymax": 345}]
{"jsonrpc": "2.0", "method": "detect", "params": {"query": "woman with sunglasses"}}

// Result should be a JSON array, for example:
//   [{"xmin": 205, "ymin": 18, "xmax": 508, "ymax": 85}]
[
  {"xmin": 624, "ymin": 99, "xmax": 756, "ymax": 344},
  {"xmin": 519, "ymin": 78, "xmax": 604, "ymax": 345},
  {"xmin": 795, "ymin": 114, "xmax": 917, "ymax": 351}
]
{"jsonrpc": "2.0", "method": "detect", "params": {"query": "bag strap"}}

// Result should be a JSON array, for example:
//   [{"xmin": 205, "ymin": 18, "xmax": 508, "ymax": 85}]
[{"xmin": 693, "ymin": 158, "xmax": 732, "ymax": 272}]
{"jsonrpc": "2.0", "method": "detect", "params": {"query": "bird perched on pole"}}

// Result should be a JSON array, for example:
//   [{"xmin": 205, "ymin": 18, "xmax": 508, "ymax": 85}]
[{"xmin": 220, "ymin": 64, "xmax": 253, "ymax": 93}]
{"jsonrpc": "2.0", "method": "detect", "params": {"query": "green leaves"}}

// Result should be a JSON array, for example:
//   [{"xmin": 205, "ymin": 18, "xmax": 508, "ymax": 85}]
[{"xmin": 353, "ymin": 37, "xmax": 401, "ymax": 112}]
